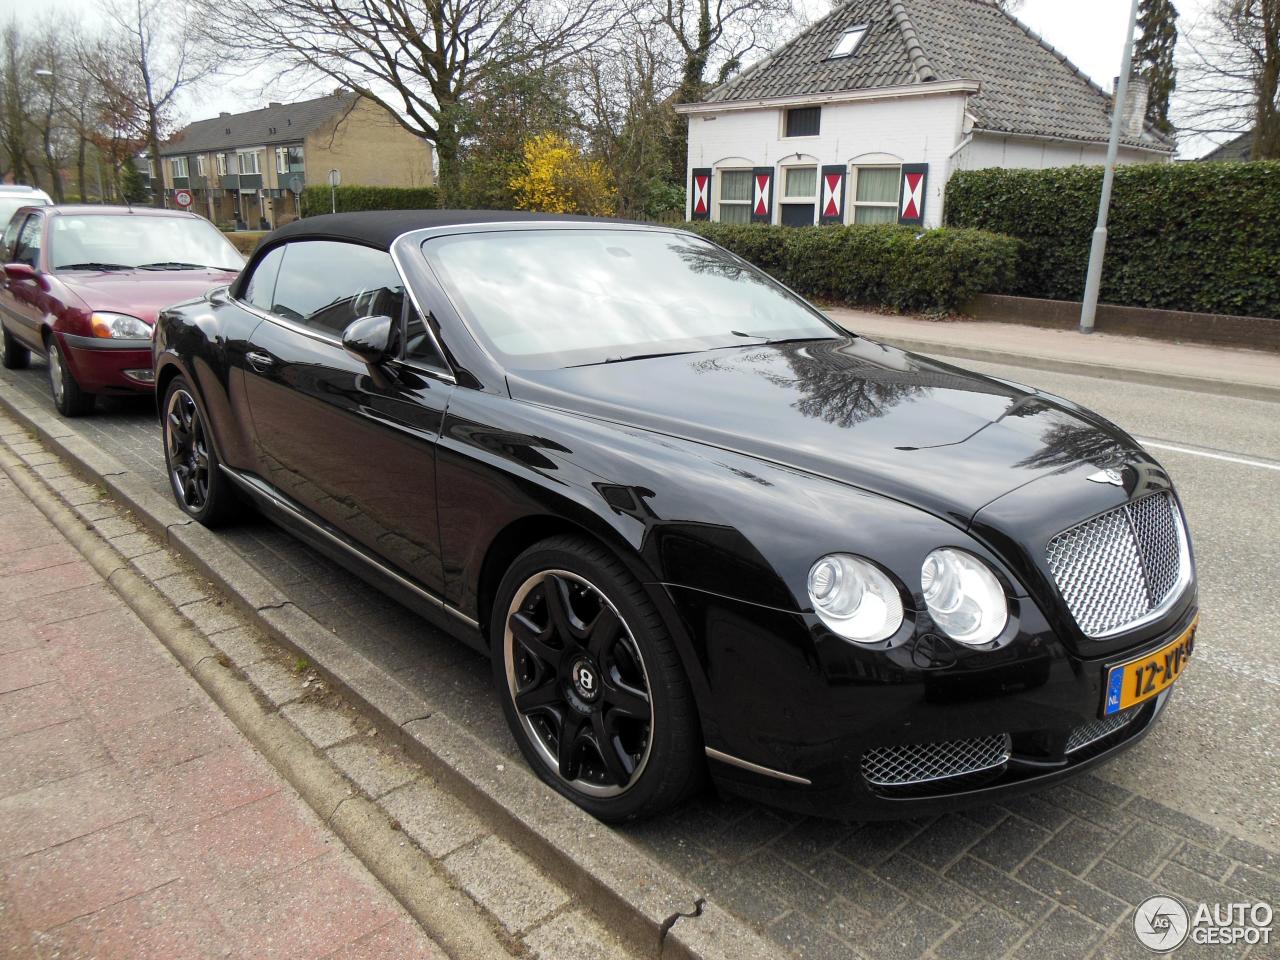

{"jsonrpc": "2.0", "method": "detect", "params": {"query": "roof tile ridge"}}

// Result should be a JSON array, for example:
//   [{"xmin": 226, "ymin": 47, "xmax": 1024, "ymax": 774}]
[{"xmin": 888, "ymin": 0, "xmax": 937, "ymax": 83}]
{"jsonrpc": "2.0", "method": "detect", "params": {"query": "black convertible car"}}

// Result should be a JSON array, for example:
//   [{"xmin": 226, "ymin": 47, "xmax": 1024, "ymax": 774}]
[{"xmin": 154, "ymin": 211, "xmax": 1197, "ymax": 822}]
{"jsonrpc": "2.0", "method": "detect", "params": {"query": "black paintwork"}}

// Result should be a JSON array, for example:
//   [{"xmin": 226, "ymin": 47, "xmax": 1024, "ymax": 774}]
[{"xmin": 153, "ymin": 217, "xmax": 1198, "ymax": 818}]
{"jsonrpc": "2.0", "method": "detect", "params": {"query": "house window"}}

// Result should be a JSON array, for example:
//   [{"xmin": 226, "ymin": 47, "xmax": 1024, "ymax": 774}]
[
  {"xmin": 784, "ymin": 107, "xmax": 821, "ymax": 138},
  {"xmin": 852, "ymin": 166, "xmax": 900, "ymax": 224},
  {"xmin": 830, "ymin": 25, "xmax": 869, "ymax": 59},
  {"xmin": 237, "ymin": 150, "xmax": 261, "ymax": 175},
  {"xmin": 216, "ymin": 153, "xmax": 228, "ymax": 176},
  {"xmin": 780, "ymin": 165, "xmax": 816, "ymax": 226},
  {"xmin": 276, "ymin": 145, "xmax": 304, "ymax": 174},
  {"xmin": 717, "ymin": 170, "xmax": 752, "ymax": 223},
  {"xmin": 195, "ymin": 155, "xmax": 207, "ymax": 177},
  {"xmin": 169, "ymin": 156, "xmax": 189, "ymax": 179}
]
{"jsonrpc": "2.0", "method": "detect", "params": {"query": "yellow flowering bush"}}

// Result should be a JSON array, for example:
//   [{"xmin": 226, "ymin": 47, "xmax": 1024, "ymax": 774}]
[{"xmin": 509, "ymin": 133, "xmax": 616, "ymax": 216}]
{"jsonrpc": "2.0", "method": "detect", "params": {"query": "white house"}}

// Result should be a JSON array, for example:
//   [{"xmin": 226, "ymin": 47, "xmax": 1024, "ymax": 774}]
[{"xmin": 677, "ymin": 0, "xmax": 1174, "ymax": 228}]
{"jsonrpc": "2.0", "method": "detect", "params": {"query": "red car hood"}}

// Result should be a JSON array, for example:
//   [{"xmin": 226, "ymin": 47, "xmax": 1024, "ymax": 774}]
[{"xmin": 60, "ymin": 269, "xmax": 239, "ymax": 326}]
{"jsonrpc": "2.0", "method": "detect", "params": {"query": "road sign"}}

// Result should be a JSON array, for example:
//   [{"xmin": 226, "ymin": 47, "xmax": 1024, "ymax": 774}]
[
  {"xmin": 327, "ymin": 169, "xmax": 341, "ymax": 187},
  {"xmin": 173, "ymin": 189, "xmax": 193, "ymax": 209},
  {"xmin": 289, "ymin": 175, "xmax": 303, "ymax": 196}
]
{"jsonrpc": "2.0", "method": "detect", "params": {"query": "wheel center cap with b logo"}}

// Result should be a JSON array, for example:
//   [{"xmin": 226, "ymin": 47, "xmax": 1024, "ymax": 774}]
[{"xmin": 571, "ymin": 659, "xmax": 600, "ymax": 702}]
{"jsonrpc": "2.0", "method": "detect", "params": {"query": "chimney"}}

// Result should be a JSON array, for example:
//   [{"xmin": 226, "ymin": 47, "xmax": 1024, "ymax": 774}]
[
  {"xmin": 1114, "ymin": 75, "xmax": 1149, "ymax": 139},
  {"xmin": 268, "ymin": 101, "xmax": 282, "ymax": 108},
  {"xmin": 218, "ymin": 111, "xmax": 230, "ymax": 118}
]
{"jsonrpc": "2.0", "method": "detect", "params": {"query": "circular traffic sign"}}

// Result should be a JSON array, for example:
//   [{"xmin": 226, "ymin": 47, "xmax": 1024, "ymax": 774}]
[{"xmin": 173, "ymin": 189, "xmax": 193, "ymax": 208}]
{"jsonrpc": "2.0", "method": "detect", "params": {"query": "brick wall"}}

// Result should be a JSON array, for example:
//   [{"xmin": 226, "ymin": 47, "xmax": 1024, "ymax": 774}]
[{"xmin": 304, "ymin": 100, "xmax": 434, "ymax": 189}]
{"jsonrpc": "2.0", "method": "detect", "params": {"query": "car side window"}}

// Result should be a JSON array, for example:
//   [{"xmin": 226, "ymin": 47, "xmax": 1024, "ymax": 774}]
[
  {"xmin": 1, "ymin": 215, "xmax": 25, "ymax": 261},
  {"xmin": 244, "ymin": 246, "xmax": 284, "ymax": 311},
  {"xmin": 10, "ymin": 215, "xmax": 42, "ymax": 268},
  {"xmin": 402, "ymin": 304, "xmax": 448, "ymax": 371},
  {"xmin": 270, "ymin": 240, "xmax": 405, "ymax": 338}
]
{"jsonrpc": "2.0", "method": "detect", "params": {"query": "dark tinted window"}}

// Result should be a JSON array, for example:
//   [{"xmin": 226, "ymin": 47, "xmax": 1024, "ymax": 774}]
[
  {"xmin": 270, "ymin": 241, "xmax": 405, "ymax": 338},
  {"xmin": 244, "ymin": 246, "xmax": 284, "ymax": 310},
  {"xmin": 403, "ymin": 306, "xmax": 446, "ymax": 370},
  {"xmin": 11, "ymin": 215, "xmax": 42, "ymax": 267},
  {"xmin": 785, "ymin": 107, "xmax": 821, "ymax": 137}
]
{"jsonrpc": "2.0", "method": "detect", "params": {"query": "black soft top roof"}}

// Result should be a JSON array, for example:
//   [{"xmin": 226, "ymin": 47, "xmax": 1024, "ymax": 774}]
[{"xmin": 265, "ymin": 209, "xmax": 638, "ymax": 251}]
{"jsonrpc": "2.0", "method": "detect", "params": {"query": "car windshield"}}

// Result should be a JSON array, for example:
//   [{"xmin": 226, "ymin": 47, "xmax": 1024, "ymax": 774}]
[
  {"xmin": 0, "ymin": 196, "xmax": 47, "ymax": 229},
  {"xmin": 421, "ymin": 229, "xmax": 839, "ymax": 370},
  {"xmin": 48, "ymin": 214, "xmax": 243, "ymax": 272}
]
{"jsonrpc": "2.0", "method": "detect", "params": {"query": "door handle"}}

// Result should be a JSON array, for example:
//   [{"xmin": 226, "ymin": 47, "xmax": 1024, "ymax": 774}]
[{"xmin": 245, "ymin": 351, "xmax": 274, "ymax": 373}]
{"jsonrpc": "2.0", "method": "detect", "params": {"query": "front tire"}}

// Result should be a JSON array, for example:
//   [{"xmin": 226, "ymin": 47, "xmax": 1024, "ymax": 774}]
[
  {"xmin": 162, "ymin": 377, "xmax": 235, "ymax": 527},
  {"xmin": 1, "ymin": 327, "xmax": 30, "ymax": 369},
  {"xmin": 491, "ymin": 535, "xmax": 702, "ymax": 822},
  {"xmin": 46, "ymin": 336, "xmax": 95, "ymax": 417}
]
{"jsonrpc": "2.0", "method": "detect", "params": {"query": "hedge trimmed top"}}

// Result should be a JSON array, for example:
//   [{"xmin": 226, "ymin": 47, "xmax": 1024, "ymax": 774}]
[{"xmin": 946, "ymin": 162, "xmax": 1280, "ymax": 320}]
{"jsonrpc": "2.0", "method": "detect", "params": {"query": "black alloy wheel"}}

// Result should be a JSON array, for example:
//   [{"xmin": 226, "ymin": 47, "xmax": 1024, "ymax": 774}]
[
  {"xmin": 492, "ymin": 536, "xmax": 702, "ymax": 822},
  {"xmin": 162, "ymin": 377, "xmax": 235, "ymax": 526}
]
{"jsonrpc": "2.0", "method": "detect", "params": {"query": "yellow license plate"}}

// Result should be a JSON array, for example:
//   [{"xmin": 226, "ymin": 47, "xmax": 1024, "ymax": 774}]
[{"xmin": 1103, "ymin": 616, "xmax": 1198, "ymax": 716}]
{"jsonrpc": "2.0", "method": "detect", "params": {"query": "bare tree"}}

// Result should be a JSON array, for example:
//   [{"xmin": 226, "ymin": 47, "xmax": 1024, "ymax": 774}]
[
  {"xmin": 203, "ymin": 0, "xmax": 622, "ymax": 200},
  {"xmin": 1180, "ymin": 0, "xmax": 1280, "ymax": 157},
  {"xmin": 0, "ymin": 25, "xmax": 35, "ymax": 185},
  {"xmin": 81, "ymin": 0, "xmax": 216, "ymax": 206},
  {"xmin": 657, "ymin": 0, "xmax": 795, "ymax": 104}
]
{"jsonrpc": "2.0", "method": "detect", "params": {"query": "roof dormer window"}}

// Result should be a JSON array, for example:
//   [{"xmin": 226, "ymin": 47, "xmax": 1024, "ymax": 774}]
[{"xmin": 830, "ymin": 25, "xmax": 868, "ymax": 59}]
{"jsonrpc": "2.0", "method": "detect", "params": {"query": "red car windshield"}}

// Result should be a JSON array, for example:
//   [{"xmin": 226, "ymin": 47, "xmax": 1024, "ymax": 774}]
[{"xmin": 48, "ymin": 214, "xmax": 243, "ymax": 273}]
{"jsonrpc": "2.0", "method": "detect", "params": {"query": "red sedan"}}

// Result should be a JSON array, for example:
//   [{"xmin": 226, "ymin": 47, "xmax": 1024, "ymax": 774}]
[{"xmin": 0, "ymin": 206, "xmax": 243, "ymax": 416}]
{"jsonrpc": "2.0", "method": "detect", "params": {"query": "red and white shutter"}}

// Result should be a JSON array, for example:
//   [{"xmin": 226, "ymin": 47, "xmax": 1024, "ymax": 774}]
[
  {"xmin": 898, "ymin": 164, "xmax": 928, "ymax": 226},
  {"xmin": 690, "ymin": 168, "xmax": 712, "ymax": 221},
  {"xmin": 750, "ymin": 167, "xmax": 773, "ymax": 223},
  {"xmin": 819, "ymin": 165, "xmax": 847, "ymax": 225}
]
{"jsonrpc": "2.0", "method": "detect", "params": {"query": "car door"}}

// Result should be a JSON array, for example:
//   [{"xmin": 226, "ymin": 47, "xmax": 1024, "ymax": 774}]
[
  {"xmin": 1, "ymin": 212, "xmax": 48, "ymax": 351},
  {"xmin": 240, "ymin": 238, "xmax": 453, "ymax": 597}
]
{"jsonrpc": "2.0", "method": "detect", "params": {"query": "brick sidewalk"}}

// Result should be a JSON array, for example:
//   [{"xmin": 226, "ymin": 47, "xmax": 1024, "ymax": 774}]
[{"xmin": 0, "ymin": 470, "xmax": 445, "ymax": 959}]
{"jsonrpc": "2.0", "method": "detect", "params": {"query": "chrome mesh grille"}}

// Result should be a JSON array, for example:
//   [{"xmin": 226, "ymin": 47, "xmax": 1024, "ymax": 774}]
[
  {"xmin": 1046, "ymin": 493, "xmax": 1185, "ymax": 637},
  {"xmin": 1066, "ymin": 709, "xmax": 1136, "ymax": 753},
  {"xmin": 861, "ymin": 734, "xmax": 1011, "ymax": 787}
]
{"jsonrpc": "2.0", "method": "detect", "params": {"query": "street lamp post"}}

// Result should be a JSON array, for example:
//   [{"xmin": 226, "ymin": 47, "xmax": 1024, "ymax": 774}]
[{"xmin": 1079, "ymin": 0, "xmax": 1142, "ymax": 334}]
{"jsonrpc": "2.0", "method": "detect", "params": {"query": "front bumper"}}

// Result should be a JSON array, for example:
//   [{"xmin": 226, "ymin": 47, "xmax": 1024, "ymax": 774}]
[
  {"xmin": 667, "ymin": 583, "xmax": 1196, "ymax": 820},
  {"xmin": 59, "ymin": 333, "xmax": 155, "ymax": 394}
]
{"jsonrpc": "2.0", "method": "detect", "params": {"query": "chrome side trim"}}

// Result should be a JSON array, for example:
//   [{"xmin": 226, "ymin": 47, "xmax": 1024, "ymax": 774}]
[
  {"xmin": 219, "ymin": 465, "xmax": 479, "ymax": 630},
  {"xmin": 705, "ymin": 747, "xmax": 812, "ymax": 786}
]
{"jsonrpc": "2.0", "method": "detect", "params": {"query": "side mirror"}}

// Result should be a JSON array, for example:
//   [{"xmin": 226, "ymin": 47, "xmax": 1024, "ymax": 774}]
[
  {"xmin": 4, "ymin": 263, "xmax": 36, "ymax": 282},
  {"xmin": 341, "ymin": 314, "xmax": 395, "ymax": 367}
]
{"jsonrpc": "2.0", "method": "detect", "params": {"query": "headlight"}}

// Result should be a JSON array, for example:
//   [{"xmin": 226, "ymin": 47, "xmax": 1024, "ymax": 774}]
[
  {"xmin": 920, "ymin": 549, "xmax": 1008, "ymax": 645},
  {"xmin": 90, "ymin": 312, "xmax": 150, "ymax": 339},
  {"xmin": 807, "ymin": 554, "xmax": 904, "ymax": 643}
]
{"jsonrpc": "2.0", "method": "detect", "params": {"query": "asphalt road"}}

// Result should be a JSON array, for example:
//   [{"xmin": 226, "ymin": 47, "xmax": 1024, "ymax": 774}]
[{"xmin": 959, "ymin": 358, "xmax": 1280, "ymax": 849}]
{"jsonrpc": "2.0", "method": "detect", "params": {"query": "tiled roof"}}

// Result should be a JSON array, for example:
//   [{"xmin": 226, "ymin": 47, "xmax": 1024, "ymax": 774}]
[
  {"xmin": 160, "ymin": 93, "xmax": 360, "ymax": 156},
  {"xmin": 1200, "ymin": 131, "xmax": 1253, "ymax": 162},
  {"xmin": 701, "ymin": 0, "xmax": 1173, "ymax": 151}
]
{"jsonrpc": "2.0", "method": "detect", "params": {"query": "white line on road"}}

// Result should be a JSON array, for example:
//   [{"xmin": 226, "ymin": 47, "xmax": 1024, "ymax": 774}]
[{"xmin": 1137, "ymin": 438, "xmax": 1280, "ymax": 472}]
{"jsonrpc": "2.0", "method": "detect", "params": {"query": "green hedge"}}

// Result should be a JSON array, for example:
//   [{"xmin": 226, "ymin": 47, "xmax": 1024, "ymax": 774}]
[
  {"xmin": 945, "ymin": 163, "xmax": 1280, "ymax": 319},
  {"xmin": 300, "ymin": 184, "xmax": 439, "ymax": 216},
  {"xmin": 681, "ymin": 222, "xmax": 1021, "ymax": 314}
]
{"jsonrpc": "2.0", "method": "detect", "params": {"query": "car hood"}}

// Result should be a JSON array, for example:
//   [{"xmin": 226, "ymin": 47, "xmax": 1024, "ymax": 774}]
[
  {"xmin": 508, "ymin": 337, "xmax": 1149, "ymax": 526},
  {"xmin": 59, "ymin": 269, "xmax": 240, "ymax": 326}
]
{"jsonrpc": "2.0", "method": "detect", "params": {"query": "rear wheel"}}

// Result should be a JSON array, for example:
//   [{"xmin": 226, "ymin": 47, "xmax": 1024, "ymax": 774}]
[
  {"xmin": 46, "ymin": 336, "xmax": 95, "ymax": 417},
  {"xmin": 162, "ymin": 377, "xmax": 235, "ymax": 527},
  {"xmin": 491, "ymin": 535, "xmax": 702, "ymax": 822},
  {"xmin": 1, "ymin": 327, "xmax": 30, "ymax": 369}
]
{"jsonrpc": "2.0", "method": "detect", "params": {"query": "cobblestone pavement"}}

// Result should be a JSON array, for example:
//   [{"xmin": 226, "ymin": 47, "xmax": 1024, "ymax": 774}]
[
  {"xmin": 0, "ymin": 454, "xmax": 445, "ymax": 959},
  {"xmin": 1, "ymin": 363, "xmax": 1276, "ymax": 960}
]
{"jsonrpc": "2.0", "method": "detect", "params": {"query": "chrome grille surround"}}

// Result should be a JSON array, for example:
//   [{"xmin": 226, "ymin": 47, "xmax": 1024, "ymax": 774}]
[
  {"xmin": 1046, "ymin": 492, "xmax": 1190, "ymax": 638},
  {"xmin": 1066, "ymin": 708, "xmax": 1136, "ymax": 754},
  {"xmin": 861, "ymin": 734, "xmax": 1011, "ymax": 787}
]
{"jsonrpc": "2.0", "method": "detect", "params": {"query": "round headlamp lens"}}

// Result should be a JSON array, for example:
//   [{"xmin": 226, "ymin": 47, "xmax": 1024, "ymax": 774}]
[
  {"xmin": 920, "ymin": 549, "xmax": 1008, "ymax": 645},
  {"xmin": 806, "ymin": 554, "xmax": 903, "ymax": 643}
]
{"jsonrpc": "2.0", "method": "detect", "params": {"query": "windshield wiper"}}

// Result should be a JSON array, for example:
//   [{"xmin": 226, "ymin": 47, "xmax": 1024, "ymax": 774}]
[
  {"xmin": 57, "ymin": 262, "xmax": 132, "ymax": 272},
  {"xmin": 136, "ymin": 261, "xmax": 219, "ymax": 270}
]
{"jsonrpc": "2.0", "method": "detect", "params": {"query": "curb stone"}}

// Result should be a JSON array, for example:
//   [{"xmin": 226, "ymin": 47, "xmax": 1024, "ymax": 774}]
[{"xmin": 0, "ymin": 388, "xmax": 776, "ymax": 960}]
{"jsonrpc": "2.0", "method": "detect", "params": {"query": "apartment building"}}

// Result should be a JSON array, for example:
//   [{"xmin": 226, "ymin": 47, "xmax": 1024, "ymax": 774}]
[{"xmin": 158, "ymin": 92, "xmax": 434, "ymax": 229}]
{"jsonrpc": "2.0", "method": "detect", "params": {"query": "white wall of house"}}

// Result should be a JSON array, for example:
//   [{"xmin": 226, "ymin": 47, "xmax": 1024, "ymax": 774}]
[
  {"xmin": 952, "ymin": 133, "xmax": 1167, "ymax": 171},
  {"xmin": 685, "ymin": 92, "xmax": 970, "ymax": 228}
]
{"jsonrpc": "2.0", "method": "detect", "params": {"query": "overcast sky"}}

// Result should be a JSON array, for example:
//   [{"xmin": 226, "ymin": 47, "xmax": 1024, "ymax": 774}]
[{"xmin": 31, "ymin": 0, "xmax": 1222, "ymax": 155}]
